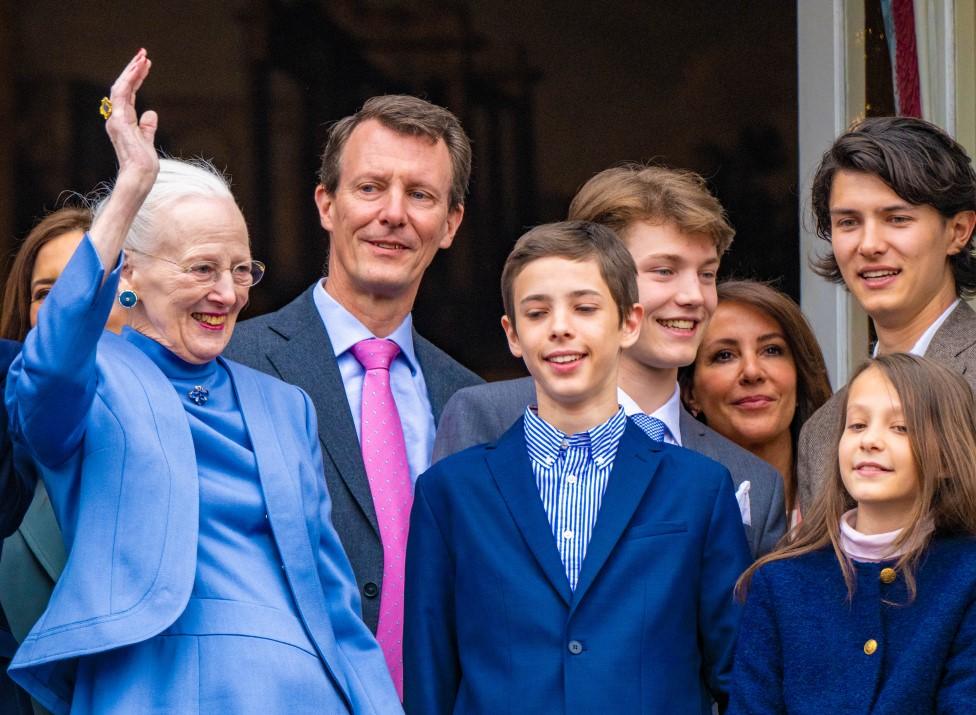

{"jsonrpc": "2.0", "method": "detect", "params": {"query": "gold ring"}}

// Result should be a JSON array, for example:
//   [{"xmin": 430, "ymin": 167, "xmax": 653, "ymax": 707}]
[{"xmin": 99, "ymin": 97, "xmax": 113, "ymax": 120}]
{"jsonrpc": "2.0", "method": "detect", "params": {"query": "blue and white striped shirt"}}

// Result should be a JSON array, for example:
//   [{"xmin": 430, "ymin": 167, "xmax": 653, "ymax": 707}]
[{"xmin": 523, "ymin": 406, "xmax": 627, "ymax": 590}]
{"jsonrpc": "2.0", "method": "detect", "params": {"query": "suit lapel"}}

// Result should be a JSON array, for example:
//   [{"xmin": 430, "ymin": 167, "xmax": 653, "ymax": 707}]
[
  {"xmin": 926, "ymin": 301, "xmax": 976, "ymax": 374},
  {"xmin": 485, "ymin": 419, "xmax": 573, "ymax": 606},
  {"xmin": 413, "ymin": 331, "xmax": 454, "ymax": 423},
  {"xmin": 261, "ymin": 289, "xmax": 379, "ymax": 536},
  {"xmin": 570, "ymin": 423, "xmax": 663, "ymax": 611},
  {"xmin": 678, "ymin": 407, "xmax": 707, "ymax": 452}
]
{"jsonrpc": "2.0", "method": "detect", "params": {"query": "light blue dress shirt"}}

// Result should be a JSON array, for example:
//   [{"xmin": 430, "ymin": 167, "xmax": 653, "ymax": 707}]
[
  {"xmin": 313, "ymin": 281, "xmax": 435, "ymax": 483},
  {"xmin": 523, "ymin": 407, "xmax": 627, "ymax": 590}
]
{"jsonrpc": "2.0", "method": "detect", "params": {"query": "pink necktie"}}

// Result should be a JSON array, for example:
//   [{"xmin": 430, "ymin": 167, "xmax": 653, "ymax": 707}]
[{"xmin": 350, "ymin": 338, "xmax": 413, "ymax": 698}]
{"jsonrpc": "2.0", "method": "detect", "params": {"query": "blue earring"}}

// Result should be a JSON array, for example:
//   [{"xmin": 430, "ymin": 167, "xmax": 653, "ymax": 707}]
[{"xmin": 118, "ymin": 290, "xmax": 139, "ymax": 308}]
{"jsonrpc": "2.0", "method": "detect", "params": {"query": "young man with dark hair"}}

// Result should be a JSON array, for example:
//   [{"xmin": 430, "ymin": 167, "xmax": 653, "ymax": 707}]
[
  {"xmin": 404, "ymin": 221, "xmax": 749, "ymax": 714},
  {"xmin": 797, "ymin": 116, "xmax": 976, "ymax": 509}
]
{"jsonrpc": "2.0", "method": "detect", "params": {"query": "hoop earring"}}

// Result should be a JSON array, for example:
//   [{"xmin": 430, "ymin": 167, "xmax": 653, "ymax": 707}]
[{"xmin": 118, "ymin": 290, "xmax": 139, "ymax": 309}]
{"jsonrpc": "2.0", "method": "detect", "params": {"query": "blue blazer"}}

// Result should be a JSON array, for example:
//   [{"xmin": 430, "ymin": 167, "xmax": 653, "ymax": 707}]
[
  {"xmin": 404, "ymin": 416, "xmax": 751, "ymax": 714},
  {"xmin": 5, "ymin": 238, "xmax": 400, "ymax": 714},
  {"xmin": 729, "ymin": 539, "xmax": 976, "ymax": 714}
]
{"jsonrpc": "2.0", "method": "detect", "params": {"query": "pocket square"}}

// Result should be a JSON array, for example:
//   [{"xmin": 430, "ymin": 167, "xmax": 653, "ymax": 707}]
[{"xmin": 735, "ymin": 480, "xmax": 751, "ymax": 527}]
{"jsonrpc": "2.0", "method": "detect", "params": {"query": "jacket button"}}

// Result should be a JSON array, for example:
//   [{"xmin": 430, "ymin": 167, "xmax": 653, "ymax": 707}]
[
  {"xmin": 363, "ymin": 582, "xmax": 379, "ymax": 599},
  {"xmin": 568, "ymin": 640, "xmax": 583, "ymax": 655},
  {"xmin": 863, "ymin": 639, "xmax": 878, "ymax": 655},
  {"xmin": 879, "ymin": 567, "xmax": 896, "ymax": 584}
]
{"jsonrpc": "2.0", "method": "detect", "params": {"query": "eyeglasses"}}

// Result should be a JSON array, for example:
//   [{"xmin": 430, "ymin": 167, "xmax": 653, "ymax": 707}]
[{"xmin": 128, "ymin": 249, "xmax": 266, "ymax": 287}]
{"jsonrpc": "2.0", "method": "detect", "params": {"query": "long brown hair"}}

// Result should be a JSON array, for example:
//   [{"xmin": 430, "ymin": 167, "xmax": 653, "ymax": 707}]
[
  {"xmin": 737, "ymin": 354, "xmax": 976, "ymax": 602},
  {"xmin": 0, "ymin": 206, "xmax": 91, "ymax": 341},
  {"xmin": 679, "ymin": 280, "xmax": 832, "ymax": 512}
]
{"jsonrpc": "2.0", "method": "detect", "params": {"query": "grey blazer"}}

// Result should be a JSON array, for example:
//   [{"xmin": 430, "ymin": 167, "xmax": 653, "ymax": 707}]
[
  {"xmin": 432, "ymin": 376, "xmax": 787, "ymax": 559},
  {"xmin": 224, "ymin": 283, "xmax": 482, "ymax": 632},
  {"xmin": 797, "ymin": 300, "xmax": 976, "ymax": 512}
]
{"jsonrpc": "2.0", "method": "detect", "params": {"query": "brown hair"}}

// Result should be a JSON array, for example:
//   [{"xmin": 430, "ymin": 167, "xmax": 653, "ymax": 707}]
[
  {"xmin": 568, "ymin": 163, "xmax": 734, "ymax": 254},
  {"xmin": 318, "ymin": 94, "xmax": 472, "ymax": 210},
  {"xmin": 501, "ymin": 221, "xmax": 638, "ymax": 328},
  {"xmin": 737, "ymin": 353, "xmax": 976, "ymax": 602},
  {"xmin": 811, "ymin": 116, "xmax": 976, "ymax": 297},
  {"xmin": 678, "ymin": 280, "xmax": 832, "ymax": 512},
  {"xmin": 1, "ymin": 206, "xmax": 92, "ymax": 341}
]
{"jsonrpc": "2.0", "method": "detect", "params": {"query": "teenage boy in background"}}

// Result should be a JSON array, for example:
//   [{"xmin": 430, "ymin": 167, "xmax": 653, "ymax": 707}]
[
  {"xmin": 797, "ymin": 116, "xmax": 976, "ymax": 509},
  {"xmin": 404, "ymin": 221, "xmax": 749, "ymax": 714},
  {"xmin": 433, "ymin": 165, "xmax": 786, "ymax": 558}
]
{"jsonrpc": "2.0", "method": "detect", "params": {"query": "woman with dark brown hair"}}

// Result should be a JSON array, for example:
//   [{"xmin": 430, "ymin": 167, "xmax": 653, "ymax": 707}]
[
  {"xmin": 680, "ymin": 280, "xmax": 832, "ymax": 518},
  {"xmin": 728, "ymin": 354, "xmax": 976, "ymax": 713}
]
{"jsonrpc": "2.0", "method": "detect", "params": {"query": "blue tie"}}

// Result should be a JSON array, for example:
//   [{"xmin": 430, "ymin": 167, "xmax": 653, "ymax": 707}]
[{"xmin": 631, "ymin": 413, "xmax": 668, "ymax": 442}]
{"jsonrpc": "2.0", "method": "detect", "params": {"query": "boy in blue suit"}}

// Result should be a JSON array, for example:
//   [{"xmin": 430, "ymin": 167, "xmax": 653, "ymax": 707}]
[{"xmin": 404, "ymin": 221, "xmax": 750, "ymax": 714}]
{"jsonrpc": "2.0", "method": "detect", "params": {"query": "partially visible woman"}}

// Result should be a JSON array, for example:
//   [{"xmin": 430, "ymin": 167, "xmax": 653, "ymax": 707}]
[
  {"xmin": 0, "ymin": 206, "xmax": 125, "ymax": 715},
  {"xmin": 680, "ymin": 280, "xmax": 831, "ymax": 519},
  {"xmin": 5, "ymin": 50, "xmax": 399, "ymax": 714}
]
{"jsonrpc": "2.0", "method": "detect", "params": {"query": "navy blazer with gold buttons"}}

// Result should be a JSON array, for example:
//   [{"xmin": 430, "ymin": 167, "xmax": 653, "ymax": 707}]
[{"xmin": 729, "ymin": 538, "xmax": 976, "ymax": 714}]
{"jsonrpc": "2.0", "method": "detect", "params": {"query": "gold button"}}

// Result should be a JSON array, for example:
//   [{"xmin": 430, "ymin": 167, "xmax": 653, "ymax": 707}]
[
  {"xmin": 863, "ymin": 639, "xmax": 878, "ymax": 655},
  {"xmin": 880, "ymin": 567, "xmax": 896, "ymax": 584}
]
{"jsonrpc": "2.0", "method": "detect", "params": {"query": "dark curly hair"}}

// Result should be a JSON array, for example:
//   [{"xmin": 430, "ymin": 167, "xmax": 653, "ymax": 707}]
[{"xmin": 811, "ymin": 116, "xmax": 976, "ymax": 297}]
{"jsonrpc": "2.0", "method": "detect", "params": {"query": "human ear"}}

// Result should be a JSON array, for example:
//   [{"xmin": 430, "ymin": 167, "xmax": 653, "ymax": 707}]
[
  {"xmin": 439, "ymin": 203, "xmax": 464, "ymax": 250},
  {"xmin": 619, "ymin": 303, "xmax": 643, "ymax": 350},
  {"xmin": 945, "ymin": 210, "xmax": 976, "ymax": 256},
  {"xmin": 314, "ymin": 184, "xmax": 336, "ymax": 233},
  {"xmin": 501, "ymin": 314, "xmax": 522, "ymax": 359}
]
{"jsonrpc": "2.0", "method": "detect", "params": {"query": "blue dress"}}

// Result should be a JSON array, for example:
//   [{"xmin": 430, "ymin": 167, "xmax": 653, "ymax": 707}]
[
  {"xmin": 70, "ymin": 331, "xmax": 340, "ymax": 713},
  {"xmin": 5, "ymin": 236, "xmax": 401, "ymax": 714}
]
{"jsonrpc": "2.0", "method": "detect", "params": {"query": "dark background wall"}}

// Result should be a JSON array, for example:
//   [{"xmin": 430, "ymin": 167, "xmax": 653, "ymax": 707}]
[{"xmin": 1, "ymin": 0, "xmax": 797, "ymax": 378}]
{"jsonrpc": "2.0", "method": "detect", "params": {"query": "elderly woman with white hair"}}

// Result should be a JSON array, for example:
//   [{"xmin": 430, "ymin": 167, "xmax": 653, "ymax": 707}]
[{"xmin": 4, "ymin": 51, "xmax": 400, "ymax": 714}]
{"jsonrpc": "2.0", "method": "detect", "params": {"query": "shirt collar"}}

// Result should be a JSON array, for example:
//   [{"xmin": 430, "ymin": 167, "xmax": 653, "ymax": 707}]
[
  {"xmin": 871, "ymin": 298, "xmax": 959, "ymax": 358},
  {"xmin": 523, "ymin": 406, "xmax": 627, "ymax": 469},
  {"xmin": 616, "ymin": 384, "xmax": 682, "ymax": 446},
  {"xmin": 313, "ymin": 279, "xmax": 420, "ymax": 374}
]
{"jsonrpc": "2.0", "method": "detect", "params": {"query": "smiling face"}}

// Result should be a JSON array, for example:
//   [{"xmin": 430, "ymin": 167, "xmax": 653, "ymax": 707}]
[
  {"xmin": 828, "ymin": 170, "xmax": 972, "ymax": 336},
  {"xmin": 618, "ymin": 221, "xmax": 719, "ymax": 375},
  {"xmin": 688, "ymin": 301, "xmax": 797, "ymax": 452},
  {"xmin": 315, "ymin": 119, "xmax": 463, "ymax": 317},
  {"xmin": 838, "ymin": 366, "xmax": 920, "ymax": 531},
  {"xmin": 501, "ymin": 256, "xmax": 641, "ymax": 431},
  {"xmin": 123, "ymin": 196, "xmax": 251, "ymax": 364}
]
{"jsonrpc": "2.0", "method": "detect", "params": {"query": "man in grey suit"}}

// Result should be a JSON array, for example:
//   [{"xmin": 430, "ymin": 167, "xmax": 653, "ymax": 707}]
[
  {"xmin": 433, "ymin": 165, "xmax": 786, "ymax": 559},
  {"xmin": 797, "ymin": 117, "xmax": 976, "ymax": 510},
  {"xmin": 225, "ymin": 96, "xmax": 482, "ymax": 646}
]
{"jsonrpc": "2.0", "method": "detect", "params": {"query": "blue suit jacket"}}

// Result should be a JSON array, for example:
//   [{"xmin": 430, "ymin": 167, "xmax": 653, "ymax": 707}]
[
  {"xmin": 404, "ymin": 416, "xmax": 751, "ymax": 714},
  {"xmin": 5, "ymin": 238, "xmax": 400, "ymax": 714},
  {"xmin": 729, "ymin": 539, "xmax": 976, "ymax": 714}
]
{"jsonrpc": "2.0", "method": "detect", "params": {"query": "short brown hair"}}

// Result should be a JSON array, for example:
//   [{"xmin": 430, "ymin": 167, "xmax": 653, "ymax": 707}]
[
  {"xmin": 811, "ymin": 116, "xmax": 976, "ymax": 296},
  {"xmin": 1, "ymin": 206, "xmax": 92, "ymax": 341},
  {"xmin": 738, "ymin": 354, "xmax": 976, "ymax": 603},
  {"xmin": 501, "ymin": 221, "xmax": 638, "ymax": 328},
  {"xmin": 678, "ymin": 280, "xmax": 833, "ymax": 512},
  {"xmin": 568, "ymin": 163, "xmax": 734, "ymax": 253},
  {"xmin": 318, "ymin": 94, "xmax": 472, "ymax": 210}
]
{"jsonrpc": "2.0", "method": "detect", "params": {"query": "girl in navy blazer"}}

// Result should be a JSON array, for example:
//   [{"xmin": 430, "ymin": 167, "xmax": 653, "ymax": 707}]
[
  {"xmin": 4, "ymin": 51, "xmax": 400, "ymax": 714},
  {"xmin": 728, "ymin": 353, "xmax": 976, "ymax": 714}
]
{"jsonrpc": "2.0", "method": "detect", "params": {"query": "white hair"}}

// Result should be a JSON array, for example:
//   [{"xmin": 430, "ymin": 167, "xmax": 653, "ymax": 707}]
[{"xmin": 93, "ymin": 157, "xmax": 236, "ymax": 254}]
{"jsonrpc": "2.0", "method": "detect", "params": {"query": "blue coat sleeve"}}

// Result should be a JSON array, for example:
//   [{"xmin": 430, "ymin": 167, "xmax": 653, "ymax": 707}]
[
  {"xmin": 303, "ymin": 391, "xmax": 401, "ymax": 714},
  {"xmin": 0, "ymin": 339, "xmax": 32, "ymax": 539},
  {"xmin": 727, "ymin": 566, "xmax": 786, "ymax": 714},
  {"xmin": 698, "ymin": 468, "xmax": 751, "ymax": 711},
  {"xmin": 403, "ymin": 469, "xmax": 459, "ymax": 714},
  {"xmin": 5, "ymin": 236, "xmax": 120, "ymax": 468},
  {"xmin": 937, "ymin": 584, "xmax": 976, "ymax": 713}
]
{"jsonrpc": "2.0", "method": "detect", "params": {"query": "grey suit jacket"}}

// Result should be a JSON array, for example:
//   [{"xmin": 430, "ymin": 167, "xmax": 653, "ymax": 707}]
[
  {"xmin": 224, "ymin": 283, "xmax": 482, "ymax": 632},
  {"xmin": 797, "ymin": 300, "xmax": 976, "ymax": 512},
  {"xmin": 432, "ymin": 376, "xmax": 787, "ymax": 559}
]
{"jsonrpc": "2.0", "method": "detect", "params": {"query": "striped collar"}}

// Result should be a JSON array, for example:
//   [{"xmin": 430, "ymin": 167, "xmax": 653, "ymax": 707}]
[{"xmin": 523, "ymin": 406, "xmax": 627, "ymax": 469}]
